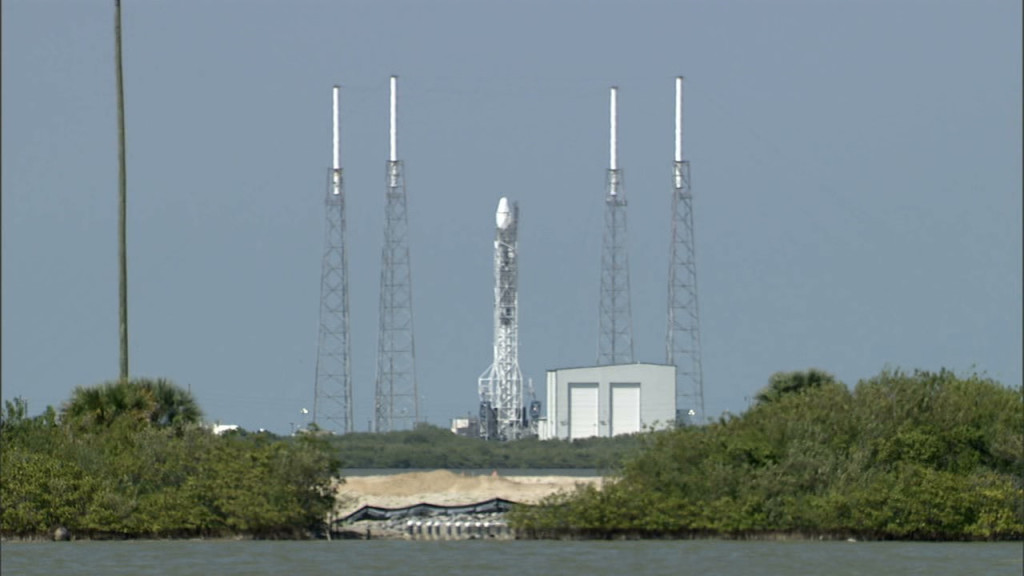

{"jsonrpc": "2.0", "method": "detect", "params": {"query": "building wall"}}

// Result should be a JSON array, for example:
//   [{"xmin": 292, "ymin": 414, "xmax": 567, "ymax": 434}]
[{"xmin": 541, "ymin": 364, "xmax": 676, "ymax": 440}]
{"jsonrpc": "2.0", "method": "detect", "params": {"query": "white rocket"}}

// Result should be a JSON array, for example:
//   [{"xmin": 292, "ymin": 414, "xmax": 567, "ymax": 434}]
[{"xmin": 478, "ymin": 196, "xmax": 523, "ymax": 440}]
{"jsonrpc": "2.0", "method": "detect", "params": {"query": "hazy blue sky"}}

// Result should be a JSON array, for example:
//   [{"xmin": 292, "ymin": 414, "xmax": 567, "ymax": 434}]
[{"xmin": 3, "ymin": 0, "xmax": 1021, "ymax": 435}]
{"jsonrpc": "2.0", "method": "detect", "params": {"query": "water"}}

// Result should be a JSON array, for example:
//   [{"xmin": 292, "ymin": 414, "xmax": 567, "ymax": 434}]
[{"xmin": 2, "ymin": 540, "xmax": 1020, "ymax": 576}]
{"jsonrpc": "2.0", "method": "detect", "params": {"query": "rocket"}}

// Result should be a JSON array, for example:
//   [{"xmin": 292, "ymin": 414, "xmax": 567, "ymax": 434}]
[
  {"xmin": 495, "ymin": 197, "xmax": 513, "ymax": 229},
  {"xmin": 480, "ymin": 194, "xmax": 523, "ymax": 440}
]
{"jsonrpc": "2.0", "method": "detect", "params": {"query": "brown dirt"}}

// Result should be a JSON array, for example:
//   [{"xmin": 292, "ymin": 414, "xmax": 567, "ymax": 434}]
[{"xmin": 334, "ymin": 470, "xmax": 603, "ymax": 517}]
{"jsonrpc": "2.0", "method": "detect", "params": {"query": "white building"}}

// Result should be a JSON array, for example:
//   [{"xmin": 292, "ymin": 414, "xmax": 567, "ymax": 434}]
[{"xmin": 539, "ymin": 363, "xmax": 676, "ymax": 440}]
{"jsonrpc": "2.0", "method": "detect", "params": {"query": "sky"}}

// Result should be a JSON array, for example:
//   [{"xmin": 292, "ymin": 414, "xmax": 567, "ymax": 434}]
[{"xmin": 2, "ymin": 0, "xmax": 1021, "ymax": 436}]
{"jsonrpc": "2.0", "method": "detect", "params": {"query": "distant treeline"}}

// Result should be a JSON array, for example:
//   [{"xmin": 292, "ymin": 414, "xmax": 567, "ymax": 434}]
[
  {"xmin": 328, "ymin": 424, "xmax": 643, "ymax": 470},
  {"xmin": 0, "ymin": 379, "xmax": 339, "ymax": 540},
  {"xmin": 508, "ymin": 369, "xmax": 1024, "ymax": 541}
]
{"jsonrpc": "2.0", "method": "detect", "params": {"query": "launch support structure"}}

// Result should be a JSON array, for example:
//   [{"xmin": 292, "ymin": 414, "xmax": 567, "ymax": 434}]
[{"xmin": 478, "ymin": 197, "xmax": 528, "ymax": 441}]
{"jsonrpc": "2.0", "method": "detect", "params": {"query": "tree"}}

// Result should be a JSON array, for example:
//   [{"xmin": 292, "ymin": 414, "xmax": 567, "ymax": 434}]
[
  {"xmin": 140, "ymin": 379, "xmax": 202, "ymax": 428},
  {"xmin": 755, "ymin": 368, "xmax": 841, "ymax": 405},
  {"xmin": 61, "ymin": 378, "xmax": 202, "ymax": 431}
]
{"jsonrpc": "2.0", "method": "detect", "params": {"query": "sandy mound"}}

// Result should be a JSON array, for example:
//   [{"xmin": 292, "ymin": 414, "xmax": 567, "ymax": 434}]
[{"xmin": 334, "ymin": 470, "xmax": 602, "ymax": 517}]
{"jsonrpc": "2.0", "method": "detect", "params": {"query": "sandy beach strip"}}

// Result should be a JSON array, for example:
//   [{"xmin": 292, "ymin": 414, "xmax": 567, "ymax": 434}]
[{"xmin": 334, "ymin": 470, "xmax": 603, "ymax": 518}]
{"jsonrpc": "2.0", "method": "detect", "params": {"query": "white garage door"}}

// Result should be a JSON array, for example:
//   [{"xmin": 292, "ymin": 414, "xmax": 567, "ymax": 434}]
[
  {"xmin": 569, "ymin": 383, "xmax": 599, "ymax": 440},
  {"xmin": 611, "ymin": 383, "xmax": 640, "ymax": 436}
]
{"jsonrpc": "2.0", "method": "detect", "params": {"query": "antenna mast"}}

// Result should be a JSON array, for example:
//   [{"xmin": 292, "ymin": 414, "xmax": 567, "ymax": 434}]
[
  {"xmin": 313, "ymin": 85, "xmax": 353, "ymax": 433},
  {"xmin": 375, "ymin": 75, "xmax": 420, "ymax": 432},
  {"xmin": 598, "ymin": 86, "xmax": 635, "ymax": 365},
  {"xmin": 666, "ymin": 76, "xmax": 705, "ymax": 425}
]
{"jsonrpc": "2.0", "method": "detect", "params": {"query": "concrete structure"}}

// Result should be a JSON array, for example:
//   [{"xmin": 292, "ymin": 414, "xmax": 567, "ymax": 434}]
[
  {"xmin": 449, "ymin": 417, "xmax": 480, "ymax": 438},
  {"xmin": 540, "ymin": 364, "xmax": 676, "ymax": 440}
]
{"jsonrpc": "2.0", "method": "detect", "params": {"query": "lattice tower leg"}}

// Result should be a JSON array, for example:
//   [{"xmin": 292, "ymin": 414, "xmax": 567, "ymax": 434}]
[
  {"xmin": 313, "ymin": 167, "xmax": 353, "ymax": 434},
  {"xmin": 598, "ymin": 168, "xmax": 635, "ymax": 366},
  {"xmin": 374, "ymin": 160, "xmax": 419, "ymax": 432},
  {"xmin": 666, "ymin": 160, "xmax": 705, "ymax": 424}
]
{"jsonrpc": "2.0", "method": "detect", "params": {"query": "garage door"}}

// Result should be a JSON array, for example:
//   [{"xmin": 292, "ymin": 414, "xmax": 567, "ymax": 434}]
[
  {"xmin": 569, "ymin": 383, "xmax": 599, "ymax": 440},
  {"xmin": 611, "ymin": 383, "xmax": 640, "ymax": 436}
]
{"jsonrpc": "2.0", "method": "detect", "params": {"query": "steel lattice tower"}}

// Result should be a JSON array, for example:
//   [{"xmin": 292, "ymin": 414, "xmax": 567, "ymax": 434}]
[
  {"xmin": 478, "ymin": 197, "xmax": 524, "ymax": 441},
  {"xmin": 666, "ymin": 76, "xmax": 705, "ymax": 425},
  {"xmin": 375, "ymin": 75, "xmax": 419, "ymax": 432},
  {"xmin": 598, "ymin": 86, "xmax": 635, "ymax": 366},
  {"xmin": 313, "ymin": 85, "xmax": 353, "ymax": 434}
]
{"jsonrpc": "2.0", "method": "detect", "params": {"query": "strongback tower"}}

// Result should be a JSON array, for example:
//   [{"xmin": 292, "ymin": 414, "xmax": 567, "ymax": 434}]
[
  {"xmin": 478, "ymin": 197, "xmax": 524, "ymax": 441},
  {"xmin": 375, "ymin": 75, "xmax": 419, "ymax": 432},
  {"xmin": 666, "ymin": 76, "xmax": 705, "ymax": 425},
  {"xmin": 313, "ymin": 85, "xmax": 353, "ymax": 434},
  {"xmin": 598, "ymin": 86, "xmax": 635, "ymax": 366}
]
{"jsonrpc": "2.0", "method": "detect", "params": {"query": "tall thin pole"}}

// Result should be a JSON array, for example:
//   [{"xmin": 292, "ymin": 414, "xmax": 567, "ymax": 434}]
[
  {"xmin": 389, "ymin": 75, "xmax": 397, "ymax": 163},
  {"xmin": 114, "ymin": 0, "xmax": 129, "ymax": 382}
]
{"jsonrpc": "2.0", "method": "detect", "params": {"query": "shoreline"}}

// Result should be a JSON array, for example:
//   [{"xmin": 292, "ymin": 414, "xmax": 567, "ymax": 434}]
[{"xmin": 8, "ymin": 530, "xmax": 1019, "ymax": 543}]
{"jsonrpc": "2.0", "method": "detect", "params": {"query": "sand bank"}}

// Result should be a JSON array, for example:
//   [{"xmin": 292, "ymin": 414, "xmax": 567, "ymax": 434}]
[{"xmin": 334, "ymin": 470, "xmax": 603, "ymax": 518}]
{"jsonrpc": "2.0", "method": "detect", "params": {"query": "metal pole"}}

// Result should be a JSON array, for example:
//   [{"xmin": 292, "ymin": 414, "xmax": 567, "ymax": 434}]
[
  {"xmin": 114, "ymin": 0, "xmax": 129, "ymax": 382},
  {"xmin": 609, "ymin": 86, "xmax": 618, "ymax": 172},
  {"xmin": 390, "ymin": 75, "xmax": 397, "ymax": 162}
]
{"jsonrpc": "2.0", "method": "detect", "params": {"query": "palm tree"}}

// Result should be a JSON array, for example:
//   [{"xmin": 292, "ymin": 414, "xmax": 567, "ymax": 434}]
[
  {"xmin": 61, "ymin": 378, "xmax": 202, "ymax": 430},
  {"xmin": 63, "ymin": 380, "xmax": 149, "ymax": 429},
  {"xmin": 138, "ymin": 379, "xmax": 203, "ymax": 427},
  {"xmin": 755, "ymin": 369, "xmax": 840, "ymax": 405}
]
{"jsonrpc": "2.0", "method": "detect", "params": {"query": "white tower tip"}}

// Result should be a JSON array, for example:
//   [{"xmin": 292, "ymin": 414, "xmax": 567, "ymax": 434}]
[
  {"xmin": 675, "ymin": 76, "xmax": 683, "ymax": 163},
  {"xmin": 609, "ymin": 86, "xmax": 618, "ymax": 172},
  {"xmin": 332, "ymin": 85, "xmax": 340, "ymax": 173},
  {"xmin": 389, "ymin": 75, "xmax": 398, "ymax": 162}
]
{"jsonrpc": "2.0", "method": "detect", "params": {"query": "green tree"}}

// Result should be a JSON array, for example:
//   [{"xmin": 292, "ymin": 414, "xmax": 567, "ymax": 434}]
[
  {"xmin": 140, "ymin": 379, "xmax": 202, "ymax": 428},
  {"xmin": 755, "ymin": 368, "xmax": 841, "ymax": 405},
  {"xmin": 61, "ymin": 378, "xmax": 201, "ymax": 431}
]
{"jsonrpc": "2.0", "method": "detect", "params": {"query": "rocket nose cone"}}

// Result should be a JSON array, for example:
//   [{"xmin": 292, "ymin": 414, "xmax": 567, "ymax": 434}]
[{"xmin": 496, "ymin": 197, "xmax": 512, "ymax": 229}]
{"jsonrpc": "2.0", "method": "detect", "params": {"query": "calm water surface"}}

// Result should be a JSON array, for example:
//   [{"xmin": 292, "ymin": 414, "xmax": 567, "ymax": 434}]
[{"xmin": 2, "ymin": 540, "xmax": 1020, "ymax": 576}]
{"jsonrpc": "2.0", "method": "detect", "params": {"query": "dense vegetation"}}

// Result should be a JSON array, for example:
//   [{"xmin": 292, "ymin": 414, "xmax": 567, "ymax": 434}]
[
  {"xmin": 509, "ymin": 368, "xmax": 1023, "ymax": 541},
  {"xmin": 6, "ymin": 368, "xmax": 1020, "ymax": 541},
  {"xmin": 1, "ymin": 379, "xmax": 340, "ymax": 540},
  {"xmin": 330, "ymin": 423, "xmax": 643, "ymax": 470}
]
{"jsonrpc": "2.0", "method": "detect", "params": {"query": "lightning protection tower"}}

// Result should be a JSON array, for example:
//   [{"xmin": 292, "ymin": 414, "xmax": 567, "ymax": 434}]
[
  {"xmin": 478, "ymin": 197, "xmax": 524, "ymax": 441},
  {"xmin": 374, "ymin": 75, "xmax": 419, "ymax": 432},
  {"xmin": 313, "ymin": 85, "xmax": 353, "ymax": 434},
  {"xmin": 598, "ymin": 86, "xmax": 635, "ymax": 365},
  {"xmin": 666, "ymin": 76, "xmax": 705, "ymax": 425}
]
